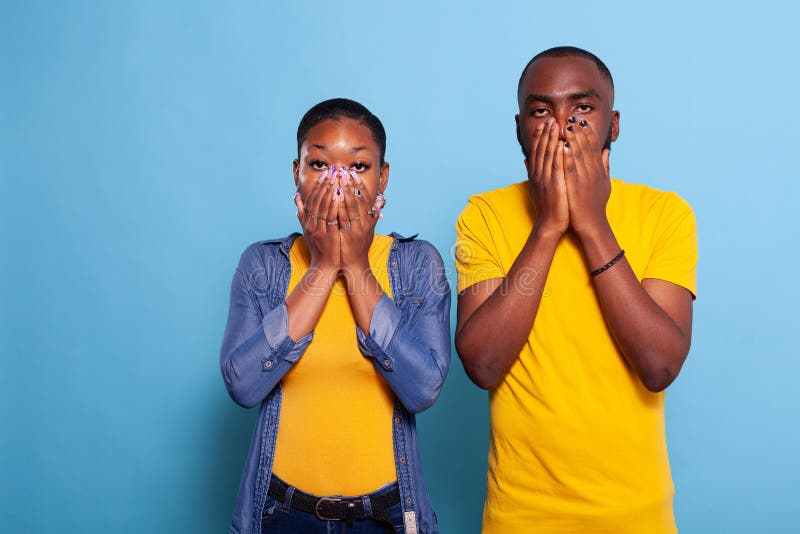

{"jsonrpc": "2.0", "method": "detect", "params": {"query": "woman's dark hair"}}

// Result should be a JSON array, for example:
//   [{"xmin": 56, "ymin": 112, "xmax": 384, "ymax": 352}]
[{"xmin": 296, "ymin": 98, "xmax": 387, "ymax": 164}]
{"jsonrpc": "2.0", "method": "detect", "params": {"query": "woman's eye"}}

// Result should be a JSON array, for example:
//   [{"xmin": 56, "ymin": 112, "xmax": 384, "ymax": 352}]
[
  {"xmin": 309, "ymin": 160, "xmax": 327, "ymax": 170},
  {"xmin": 530, "ymin": 108, "xmax": 549, "ymax": 117},
  {"xmin": 576, "ymin": 104, "xmax": 593, "ymax": 113},
  {"xmin": 352, "ymin": 162, "xmax": 369, "ymax": 172}
]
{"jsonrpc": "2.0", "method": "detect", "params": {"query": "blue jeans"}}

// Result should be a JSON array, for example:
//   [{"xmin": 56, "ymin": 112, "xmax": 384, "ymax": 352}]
[{"xmin": 260, "ymin": 477, "xmax": 405, "ymax": 533}]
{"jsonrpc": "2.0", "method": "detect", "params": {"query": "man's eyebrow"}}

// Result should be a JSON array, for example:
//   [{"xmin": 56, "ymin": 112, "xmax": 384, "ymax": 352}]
[
  {"xmin": 524, "ymin": 90, "xmax": 602, "ymax": 105},
  {"xmin": 568, "ymin": 90, "xmax": 601, "ymax": 100},
  {"xmin": 525, "ymin": 94, "xmax": 553, "ymax": 105},
  {"xmin": 311, "ymin": 144, "xmax": 327, "ymax": 150}
]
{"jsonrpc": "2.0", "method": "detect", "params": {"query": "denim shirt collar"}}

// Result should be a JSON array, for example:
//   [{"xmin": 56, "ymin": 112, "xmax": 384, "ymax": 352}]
[{"xmin": 257, "ymin": 232, "xmax": 418, "ymax": 258}]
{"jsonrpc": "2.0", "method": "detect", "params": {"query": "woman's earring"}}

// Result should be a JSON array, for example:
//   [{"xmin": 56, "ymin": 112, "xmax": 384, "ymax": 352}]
[{"xmin": 370, "ymin": 193, "xmax": 386, "ymax": 219}]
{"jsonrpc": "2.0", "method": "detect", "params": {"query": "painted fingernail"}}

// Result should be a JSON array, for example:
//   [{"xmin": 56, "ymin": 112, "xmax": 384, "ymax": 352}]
[
  {"xmin": 579, "ymin": 120, "xmax": 587, "ymax": 127},
  {"xmin": 331, "ymin": 165, "xmax": 337, "ymax": 172},
  {"xmin": 341, "ymin": 174, "xmax": 350, "ymax": 185},
  {"xmin": 567, "ymin": 125, "xmax": 573, "ymax": 132},
  {"xmin": 317, "ymin": 170, "xmax": 328, "ymax": 184},
  {"xmin": 568, "ymin": 117, "xmax": 576, "ymax": 124}
]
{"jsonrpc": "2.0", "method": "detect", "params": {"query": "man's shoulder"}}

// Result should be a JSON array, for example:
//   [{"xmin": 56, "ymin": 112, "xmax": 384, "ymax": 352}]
[
  {"xmin": 459, "ymin": 180, "xmax": 529, "ymax": 220},
  {"xmin": 467, "ymin": 180, "xmax": 528, "ymax": 205},
  {"xmin": 611, "ymin": 178, "xmax": 694, "ymax": 215}
]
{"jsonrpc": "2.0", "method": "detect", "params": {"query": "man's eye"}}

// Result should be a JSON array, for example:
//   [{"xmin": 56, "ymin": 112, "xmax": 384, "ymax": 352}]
[{"xmin": 309, "ymin": 160, "xmax": 327, "ymax": 170}]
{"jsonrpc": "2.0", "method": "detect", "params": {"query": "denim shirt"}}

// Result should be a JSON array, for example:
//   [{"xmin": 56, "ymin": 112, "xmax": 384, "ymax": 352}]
[{"xmin": 220, "ymin": 232, "xmax": 451, "ymax": 534}]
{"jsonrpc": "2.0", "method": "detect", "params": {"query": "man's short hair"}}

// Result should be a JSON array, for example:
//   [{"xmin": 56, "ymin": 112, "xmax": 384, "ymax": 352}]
[{"xmin": 517, "ymin": 46, "xmax": 614, "ymax": 96}]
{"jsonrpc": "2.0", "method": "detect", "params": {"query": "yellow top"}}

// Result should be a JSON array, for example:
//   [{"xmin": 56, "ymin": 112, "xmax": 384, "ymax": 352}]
[
  {"xmin": 272, "ymin": 234, "xmax": 397, "ymax": 496},
  {"xmin": 455, "ymin": 179, "xmax": 697, "ymax": 534}
]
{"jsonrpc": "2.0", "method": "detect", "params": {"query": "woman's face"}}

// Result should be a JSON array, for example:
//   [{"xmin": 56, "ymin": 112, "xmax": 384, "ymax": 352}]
[{"xmin": 293, "ymin": 117, "xmax": 388, "ymax": 201}]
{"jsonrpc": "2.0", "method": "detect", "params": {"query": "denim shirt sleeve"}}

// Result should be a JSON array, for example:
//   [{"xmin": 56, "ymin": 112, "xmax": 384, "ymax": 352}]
[
  {"xmin": 220, "ymin": 266, "xmax": 313, "ymax": 408},
  {"xmin": 356, "ymin": 241, "xmax": 451, "ymax": 414}
]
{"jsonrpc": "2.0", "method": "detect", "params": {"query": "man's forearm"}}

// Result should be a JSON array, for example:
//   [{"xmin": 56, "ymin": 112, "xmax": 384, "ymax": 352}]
[
  {"xmin": 456, "ymin": 226, "xmax": 561, "ymax": 389},
  {"xmin": 577, "ymin": 222, "xmax": 691, "ymax": 391}
]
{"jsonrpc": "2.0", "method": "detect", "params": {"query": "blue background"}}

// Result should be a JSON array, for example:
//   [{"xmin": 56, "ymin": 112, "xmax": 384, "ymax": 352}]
[{"xmin": 2, "ymin": 1, "xmax": 798, "ymax": 532}]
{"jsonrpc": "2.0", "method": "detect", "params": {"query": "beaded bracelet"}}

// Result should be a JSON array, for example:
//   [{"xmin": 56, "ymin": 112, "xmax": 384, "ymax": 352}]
[{"xmin": 590, "ymin": 250, "xmax": 625, "ymax": 277}]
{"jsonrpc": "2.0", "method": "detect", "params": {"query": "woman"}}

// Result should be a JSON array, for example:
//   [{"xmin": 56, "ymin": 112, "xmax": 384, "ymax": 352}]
[{"xmin": 220, "ymin": 98, "xmax": 450, "ymax": 533}]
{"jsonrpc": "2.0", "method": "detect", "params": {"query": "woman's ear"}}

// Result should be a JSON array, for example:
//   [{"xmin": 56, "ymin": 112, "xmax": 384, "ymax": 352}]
[
  {"xmin": 293, "ymin": 159, "xmax": 300, "ymax": 188},
  {"xmin": 378, "ymin": 161, "xmax": 389, "ymax": 194}
]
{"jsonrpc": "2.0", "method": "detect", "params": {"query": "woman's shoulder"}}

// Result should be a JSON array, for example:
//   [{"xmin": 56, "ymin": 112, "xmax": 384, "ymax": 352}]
[
  {"xmin": 236, "ymin": 233, "xmax": 301, "ymax": 271},
  {"xmin": 388, "ymin": 233, "xmax": 445, "ymax": 265}
]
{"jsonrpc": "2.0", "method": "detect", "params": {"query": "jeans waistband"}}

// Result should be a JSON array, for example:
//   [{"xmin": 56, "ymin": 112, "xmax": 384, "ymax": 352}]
[{"xmin": 267, "ymin": 475, "xmax": 400, "ymax": 524}]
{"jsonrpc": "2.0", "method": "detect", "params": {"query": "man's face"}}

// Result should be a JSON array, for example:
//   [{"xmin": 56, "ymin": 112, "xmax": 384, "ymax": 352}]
[{"xmin": 516, "ymin": 56, "xmax": 619, "ymax": 158}]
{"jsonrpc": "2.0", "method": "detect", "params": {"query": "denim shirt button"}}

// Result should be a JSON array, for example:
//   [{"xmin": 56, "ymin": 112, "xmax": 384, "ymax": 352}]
[
  {"xmin": 405, "ymin": 497, "xmax": 413, "ymax": 504},
  {"xmin": 264, "ymin": 360, "xmax": 273, "ymax": 369},
  {"xmin": 399, "ymin": 456, "xmax": 406, "ymax": 463},
  {"xmin": 394, "ymin": 417, "xmax": 401, "ymax": 424},
  {"xmin": 391, "ymin": 261, "xmax": 398, "ymax": 267},
  {"xmin": 383, "ymin": 358, "xmax": 392, "ymax": 367}
]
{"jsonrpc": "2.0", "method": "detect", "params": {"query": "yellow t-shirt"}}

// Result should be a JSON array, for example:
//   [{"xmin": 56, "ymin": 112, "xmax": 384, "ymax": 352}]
[
  {"xmin": 272, "ymin": 234, "xmax": 397, "ymax": 496},
  {"xmin": 455, "ymin": 179, "xmax": 697, "ymax": 534}
]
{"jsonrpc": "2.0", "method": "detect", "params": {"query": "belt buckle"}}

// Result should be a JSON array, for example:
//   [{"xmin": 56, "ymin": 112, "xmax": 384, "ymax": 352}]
[{"xmin": 315, "ymin": 497, "xmax": 342, "ymax": 521}]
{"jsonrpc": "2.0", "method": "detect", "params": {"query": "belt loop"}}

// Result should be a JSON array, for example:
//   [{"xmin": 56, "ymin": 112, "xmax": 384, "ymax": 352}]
[
  {"xmin": 282, "ymin": 485, "xmax": 296, "ymax": 512},
  {"xmin": 361, "ymin": 494, "xmax": 373, "ymax": 518}
]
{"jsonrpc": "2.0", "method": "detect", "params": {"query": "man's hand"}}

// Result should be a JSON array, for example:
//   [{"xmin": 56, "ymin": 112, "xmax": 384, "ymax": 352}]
[
  {"xmin": 564, "ymin": 119, "xmax": 611, "ymax": 237},
  {"xmin": 526, "ymin": 118, "xmax": 569, "ymax": 238}
]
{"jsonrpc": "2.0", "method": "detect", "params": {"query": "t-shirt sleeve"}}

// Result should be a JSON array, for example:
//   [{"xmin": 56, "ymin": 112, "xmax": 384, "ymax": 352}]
[
  {"xmin": 642, "ymin": 192, "xmax": 698, "ymax": 298},
  {"xmin": 455, "ymin": 197, "xmax": 506, "ymax": 294}
]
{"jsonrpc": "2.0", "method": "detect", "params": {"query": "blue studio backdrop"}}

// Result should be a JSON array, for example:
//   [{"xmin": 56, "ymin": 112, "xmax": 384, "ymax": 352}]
[{"xmin": 1, "ymin": 1, "xmax": 798, "ymax": 533}]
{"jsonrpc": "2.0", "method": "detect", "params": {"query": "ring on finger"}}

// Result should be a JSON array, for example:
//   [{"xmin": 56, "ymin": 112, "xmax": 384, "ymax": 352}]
[
  {"xmin": 351, "ymin": 216, "xmax": 361, "ymax": 222},
  {"xmin": 326, "ymin": 219, "xmax": 338, "ymax": 226},
  {"xmin": 342, "ymin": 222, "xmax": 352, "ymax": 231}
]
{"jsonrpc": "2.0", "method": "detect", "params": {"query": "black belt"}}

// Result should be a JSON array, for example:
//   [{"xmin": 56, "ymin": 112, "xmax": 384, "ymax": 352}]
[{"xmin": 267, "ymin": 476, "xmax": 400, "ymax": 525}]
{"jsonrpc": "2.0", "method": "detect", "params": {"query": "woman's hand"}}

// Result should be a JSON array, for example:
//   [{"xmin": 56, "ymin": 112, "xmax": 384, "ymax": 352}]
[
  {"xmin": 296, "ymin": 169, "xmax": 341, "ymax": 271},
  {"xmin": 336, "ymin": 167, "xmax": 384, "ymax": 333},
  {"xmin": 337, "ymin": 168, "xmax": 377, "ymax": 273}
]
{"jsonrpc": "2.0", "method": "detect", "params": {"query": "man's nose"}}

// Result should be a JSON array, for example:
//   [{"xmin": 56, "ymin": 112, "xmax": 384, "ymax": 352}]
[{"xmin": 554, "ymin": 112, "xmax": 573, "ymax": 140}]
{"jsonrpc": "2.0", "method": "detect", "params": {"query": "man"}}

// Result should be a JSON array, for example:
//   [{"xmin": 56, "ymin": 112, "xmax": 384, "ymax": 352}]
[{"xmin": 455, "ymin": 46, "xmax": 697, "ymax": 533}]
